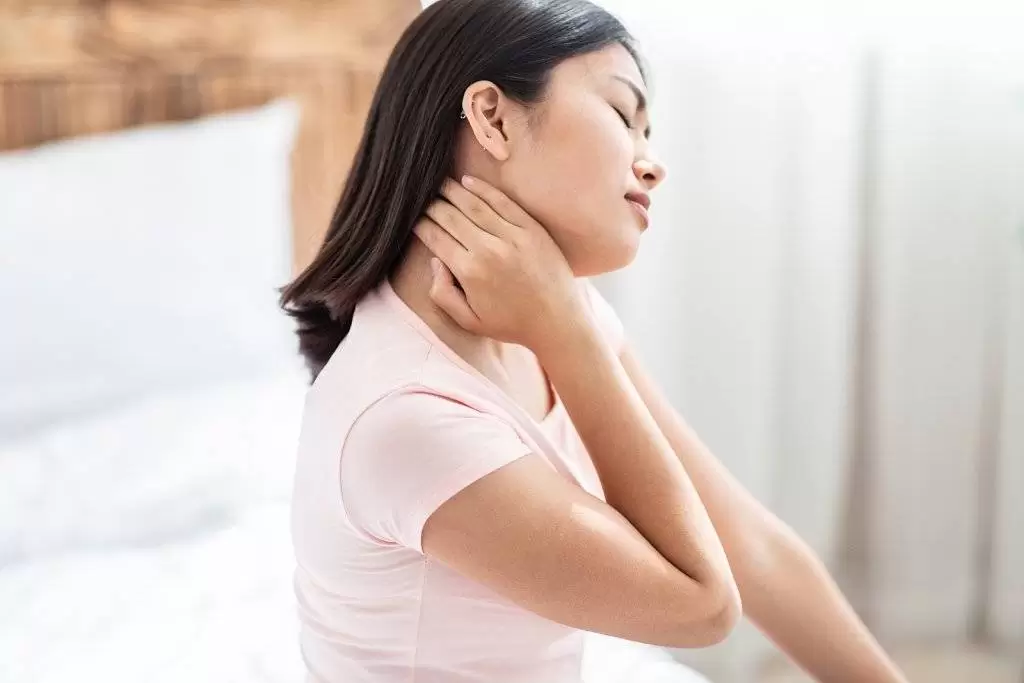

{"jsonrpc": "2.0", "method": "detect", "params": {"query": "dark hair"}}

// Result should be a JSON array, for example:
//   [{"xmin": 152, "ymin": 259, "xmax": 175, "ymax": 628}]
[{"xmin": 279, "ymin": 0, "xmax": 644, "ymax": 381}]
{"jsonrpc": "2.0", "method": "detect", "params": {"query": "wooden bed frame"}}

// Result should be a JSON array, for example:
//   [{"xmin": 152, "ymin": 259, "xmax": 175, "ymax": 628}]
[{"xmin": 0, "ymin": 0, "xmax": 421, "ymax": 272}]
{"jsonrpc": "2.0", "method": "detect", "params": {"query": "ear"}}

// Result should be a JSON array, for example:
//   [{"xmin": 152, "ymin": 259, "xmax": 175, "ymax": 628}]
[{"xmin": 461, "ymin": 81, "xmax": 524, "ymax": 162}]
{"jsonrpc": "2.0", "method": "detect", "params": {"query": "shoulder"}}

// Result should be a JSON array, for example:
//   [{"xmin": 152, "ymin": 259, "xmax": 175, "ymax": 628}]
[
  {"xmin": 345, "ymin": 384, "xmax": 522, "ymax": 453},
  {"xmin": 339, "ymin": 384, "xmax": 534, "ymax": 552}
]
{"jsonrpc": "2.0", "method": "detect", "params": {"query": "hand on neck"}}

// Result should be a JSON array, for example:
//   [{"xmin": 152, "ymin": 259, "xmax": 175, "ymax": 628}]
[{"xmin": 389, "ymin": 236, "xmax": 514, "ymax": 372}]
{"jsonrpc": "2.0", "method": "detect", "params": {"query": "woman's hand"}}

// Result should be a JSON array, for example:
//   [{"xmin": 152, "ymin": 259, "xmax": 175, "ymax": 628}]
[{"xmin": 413, "ymin": 175, "xmax": 587, "ymax": 353}]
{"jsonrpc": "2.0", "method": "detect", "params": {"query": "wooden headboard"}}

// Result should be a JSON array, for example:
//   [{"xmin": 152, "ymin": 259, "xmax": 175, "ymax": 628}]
[{"xmin": 0, "ymin": 0, "xmax": 421, "ymax": 272}]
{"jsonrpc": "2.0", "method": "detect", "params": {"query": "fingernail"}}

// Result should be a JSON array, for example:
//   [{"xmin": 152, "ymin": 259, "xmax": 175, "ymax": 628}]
[{"xmin": 461, "ymin": 175, "xmax": 474, "ymax": 187}]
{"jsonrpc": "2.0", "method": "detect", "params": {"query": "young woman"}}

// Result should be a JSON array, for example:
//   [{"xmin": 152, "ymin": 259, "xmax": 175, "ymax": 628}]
[{"xmin": 281, "ymin": 1, "xmax": 909, "ymax": 681}]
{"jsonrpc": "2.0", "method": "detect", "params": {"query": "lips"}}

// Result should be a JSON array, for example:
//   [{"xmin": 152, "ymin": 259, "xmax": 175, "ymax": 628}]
[
  {"xmin": 625, "ymin": 192, "xmax": 650, "ymax": 210},
  {"xmin": 626, "ymin": 197, "xmax": 649, "ymax": 228},
  {"xmin": 625, "ymin": 192, "xmax": 650, "ymax": 229}
]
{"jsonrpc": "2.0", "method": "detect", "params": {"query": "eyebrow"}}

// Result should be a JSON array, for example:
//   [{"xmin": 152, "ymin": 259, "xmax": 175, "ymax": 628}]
[{"xmin": 611, "ymin": 75, "xmax": 652, "ymax": 138}]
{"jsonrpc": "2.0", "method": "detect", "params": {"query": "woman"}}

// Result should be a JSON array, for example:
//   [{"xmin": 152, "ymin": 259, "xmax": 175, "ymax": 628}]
[{"xmin": 281, "ymin": 1, "xmax": 910, "ymax": 681}]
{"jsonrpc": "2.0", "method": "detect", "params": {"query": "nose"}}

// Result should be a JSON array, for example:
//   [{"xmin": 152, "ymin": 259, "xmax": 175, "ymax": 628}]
[{"xmin": 633, "ymin": 156, "xmax": 667, "ymax": 191}]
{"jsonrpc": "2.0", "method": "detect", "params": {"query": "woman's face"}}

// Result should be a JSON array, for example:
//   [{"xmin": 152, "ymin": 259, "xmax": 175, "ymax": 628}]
[{"xmin": 456, "ymin": 43, "xmax": 666, "ymax": 277}]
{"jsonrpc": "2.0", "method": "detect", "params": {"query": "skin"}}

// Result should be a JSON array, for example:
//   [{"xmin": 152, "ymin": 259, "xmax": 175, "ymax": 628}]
[
  {"xmin": 392, "ymin": 43, "xmax": 910, "ymax": 681},
  {"xmin": 392, "ymin": 44, "xmax": 662, "ymax": 421}
]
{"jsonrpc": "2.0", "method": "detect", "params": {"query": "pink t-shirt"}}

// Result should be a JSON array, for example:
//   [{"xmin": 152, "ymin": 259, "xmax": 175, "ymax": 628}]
[{"xmin": 290, "ymin": 277, "xmax": 625, "ymax": 683}]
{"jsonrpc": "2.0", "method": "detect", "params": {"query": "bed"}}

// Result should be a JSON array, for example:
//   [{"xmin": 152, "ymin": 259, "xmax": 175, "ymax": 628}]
[{"xmin": 0, "ymin": 2, "xmax": 708, "ymax": 681}]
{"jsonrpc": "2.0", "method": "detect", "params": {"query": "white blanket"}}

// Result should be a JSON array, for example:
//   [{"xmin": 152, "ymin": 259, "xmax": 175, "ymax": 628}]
[
  {"xmin": 0, "ymin": 372, "xmax": 709, "ymax": 683},
  {"xmin": 1, "ymin": 501, "xmax": 709, "ymax": 683}
]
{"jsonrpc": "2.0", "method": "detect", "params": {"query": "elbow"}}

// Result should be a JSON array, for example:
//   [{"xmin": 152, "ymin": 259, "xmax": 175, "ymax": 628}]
[
  {"xmin": 667, "ymin": 580, "xmax": 743, "ymax": 648},
  {"xmin": 704, "ymin": 585, "xmax": 743, "ymax": 644}
]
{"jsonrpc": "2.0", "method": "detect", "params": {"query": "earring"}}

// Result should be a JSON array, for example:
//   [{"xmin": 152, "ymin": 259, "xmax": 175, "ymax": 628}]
[{"xmin": 459, "ymin": 111, "xmax": 466, "ymax": 120}]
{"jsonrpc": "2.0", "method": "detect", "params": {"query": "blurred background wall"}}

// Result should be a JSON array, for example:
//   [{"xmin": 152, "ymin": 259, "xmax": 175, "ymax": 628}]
[{"xmin": 581, "ymin": 2, "xmax": 1024, "ymax": 679}]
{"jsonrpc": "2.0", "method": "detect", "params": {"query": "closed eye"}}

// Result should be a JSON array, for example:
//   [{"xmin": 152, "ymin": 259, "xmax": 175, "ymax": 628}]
[{"xmin": 614, "ymin": 108, "xmax": 633, "ymax": 129}]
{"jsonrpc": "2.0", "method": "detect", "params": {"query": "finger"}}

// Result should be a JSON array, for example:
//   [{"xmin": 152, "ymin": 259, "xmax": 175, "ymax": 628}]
[
  {"xmin": 413, "ymin": 217, "xmax": 469, "ymax": 276},
  {"xmin": 459, "ymin": 175, "xmax": 537, "ymax": 233},
  {"xmin": 429, "ymin": 257, "xmax": 480, "ymax": 332},
  {"xmin": 423, "ymin": 198, "xmax": 497, "ymax": 253},
  {"xmin": 438, "ymin": 177, "xmax": 516, "ymax": 241}
]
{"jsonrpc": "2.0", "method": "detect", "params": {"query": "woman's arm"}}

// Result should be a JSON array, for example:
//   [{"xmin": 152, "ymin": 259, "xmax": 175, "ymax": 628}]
[
  {"xmin": 535, "ymin": 303, "xmax": 742, "ymax": 635},
  {"xmin": 741, "ymin": 524, "xmax": 910, "ymax": 683},
  {"xmin": 415, "ymin": 176, "xmax": 742, "ymax": 645},
  {"xmin": 423, "ymin": 314, "xmax": 742, "ymax": 647},
  {"xmin": 618, "ymin": 343, "xmax": 909, "ymax": 683}
]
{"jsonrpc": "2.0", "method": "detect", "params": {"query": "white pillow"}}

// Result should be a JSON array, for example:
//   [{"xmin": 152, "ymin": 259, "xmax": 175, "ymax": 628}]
[
  {"xmin": 0, "ymin": 370, "xmax": 308, "ymax": 565},
  {"xmin": 0, "ymin": 100, "xmax": 303, "ymax": 437}
]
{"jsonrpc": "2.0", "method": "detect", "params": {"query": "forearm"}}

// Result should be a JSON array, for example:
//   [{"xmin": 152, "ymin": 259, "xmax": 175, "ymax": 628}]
[
  {"xmin": 618, "ymin": 347, "xmax": 907, "ymax": 679},
  {"xmin": 744, "ymin": 527, "xmax": 909, "ymax": 683},
  {"xmin": 537, "ymin": 320, "xmax": 738, "ymax": 610}
]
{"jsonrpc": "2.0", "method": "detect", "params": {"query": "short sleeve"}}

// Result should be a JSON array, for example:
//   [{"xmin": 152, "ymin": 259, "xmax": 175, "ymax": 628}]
[
  {"xmin": 339, "ymin": 389, "xmax": 534, "ymax": 553},
  {"xmin": 582, "ymin": 278, "xmax": 626, "ymax": 356}
]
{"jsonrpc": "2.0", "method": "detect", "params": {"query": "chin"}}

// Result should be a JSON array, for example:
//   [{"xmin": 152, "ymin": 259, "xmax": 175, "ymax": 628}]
[
  {"xmin": 562, "ymin": 221, "xmax": 642, "ymax": 275},
  {"xmin": 611, "ymin": 227, "xmax": 642, "ymax": 267},
  {"xmin": 571, "ymin": 243, "xmax": 638, "ymax": 277},
  {"xmin": 612, "ymin": 243, "xmax": 640, "ymax": 270}
]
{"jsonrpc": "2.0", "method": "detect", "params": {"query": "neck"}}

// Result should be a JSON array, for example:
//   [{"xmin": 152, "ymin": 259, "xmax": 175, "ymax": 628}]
[{"xmin": 389, "ymin": 236, "xmax": 520, "ymax": 381}]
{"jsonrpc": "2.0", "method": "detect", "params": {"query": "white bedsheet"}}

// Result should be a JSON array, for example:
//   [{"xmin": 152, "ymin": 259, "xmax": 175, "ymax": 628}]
[
  {"xmin": 0, "ymin": 372, "xmax": 709, "ymax": 683},
  {"xmin": 0, "ymin": 502, "xmax": 708, "ymax": 683},
  {"xmin": 1, "ymin": 503, "xmax": 303, "ymax": 683}
]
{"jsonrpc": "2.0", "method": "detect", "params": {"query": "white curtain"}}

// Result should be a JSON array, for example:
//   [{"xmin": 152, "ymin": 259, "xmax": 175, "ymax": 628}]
[
  {"xmin": 993, "ymin": 184, "xmax": 1024, "ymax": 647},
  {"xmin": 854, "ymin": 44, "xmax": 1024, "ymax": 647},
  {"xmin": 589, "ymin": 17, "xmax": 867, "ymax": 680},
  {"xmin": 592, "ymin": 5, "xmax": 1024, "ymax": 680}
]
